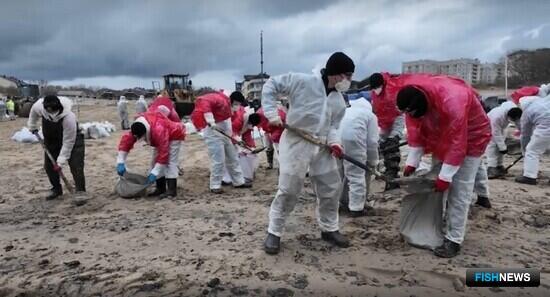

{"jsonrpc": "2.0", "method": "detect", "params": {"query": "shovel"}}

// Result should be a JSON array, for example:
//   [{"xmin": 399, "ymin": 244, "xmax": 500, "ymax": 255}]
[
  {"xmin": 210, "ymin": 125, "xmax": 267, "ymax": 154},
  {"xmin": 283, "ymin": 124, "xmax": 387, "ymax": 181},
  {"xmin": 34, "ymin": 132, "xmax": 87, "ymax": 206},
  {"xmin": 504, "ymin": 155, "xmax": 523, "ymax": 173}
]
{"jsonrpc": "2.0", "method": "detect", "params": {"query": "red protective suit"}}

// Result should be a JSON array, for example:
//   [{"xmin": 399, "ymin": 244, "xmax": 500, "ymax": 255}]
[
  {"xmin": 510, "ymin": 86, "xmax": 539, "ymax": 104},
  {"xmin": 118, "ymin": 111, "xmax": 186, "ymax": 164},
  {"xmin": 148, "ymin": 96, "xmax": 180, "ymax": 122},
  {"xmin": 403, "ymin": 75, "xmax": 491, "ymax": 166},
  {"xmin": 190, "ymin": 92, "xmax": 232, "ymax": 130},
  {"xmin": 257, "ymin": 107, "xmax": 286, "ymax": 143},
  {"xmin": 371, "ymin": 72, "xmax": 404, "ymax": 131},
  {"xmin": 231, "ymin": 106, "xmax": 255, "ymax": 148}
]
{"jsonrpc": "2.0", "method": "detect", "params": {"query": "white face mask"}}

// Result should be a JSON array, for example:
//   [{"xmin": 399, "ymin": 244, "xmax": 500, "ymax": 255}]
[
  {"xmin": 335, "ymin": 79, "xmax": 351, "ymax": 92},
  {"xmin": 231, "ymin": 104, "xmax": 240, "ymax": 112},
  {"xmin": 374, "ymin": 87, "xmax": 383, "ymax": 95}
]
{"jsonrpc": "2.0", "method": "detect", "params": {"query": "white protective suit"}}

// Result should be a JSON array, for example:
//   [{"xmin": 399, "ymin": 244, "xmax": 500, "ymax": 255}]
[
  {"xmin": 485, "ymin": 101, "xmax": 519, "ymax": 167},
  {"xmin": 0, "ymin": 100, "xmax": 7, "ymax": 121},
  {"xmin": 262, "ymin": 72, "xmax": 346, "ymax": 237},
  {"xmin": 136, "ymin": 95, "xmax": 148, "ymax": 114},
  {"xmin": 432, "ymin": 156, "xmax": 482, "ymax": 244},
  {"xmin": 339, "ymin": 98, "xmax": 379, "ymax": 211},
  {"xmin": 519, "ymin": 95, "xmax": 550, "ymax": 178},
  {"xmin": 203, "ymin": 116, "xmax": 246, "ymax": 190},
  {"xmin": 117, "ymin": 96, "xmax": 129, "ymax": 130},
  {"xmin": 537, "ymin": 83, "xmax": 549, "ymax": 98}
]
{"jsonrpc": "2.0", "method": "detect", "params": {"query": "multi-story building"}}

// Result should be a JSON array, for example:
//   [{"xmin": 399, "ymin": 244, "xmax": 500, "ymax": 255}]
[
  {"xmin": 235, "ymin": 73, "xmax": 270, "ymax": 102},
  {"xmin": 402, "ymin": 59, "xmax": 503, "ymax": 85}
]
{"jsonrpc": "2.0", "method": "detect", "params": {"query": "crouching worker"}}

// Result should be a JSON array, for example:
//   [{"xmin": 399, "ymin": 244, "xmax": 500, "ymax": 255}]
[
  {"xmin": 116, "ymin": 111, "xmax": 185, "ymax": 198},
  {"xmin": 397, "ymin": 75, "xmax": 491, "ymax": 258},
  {"xmin": 339, "ymin": 96, "xmax": 379, "ymax": 217},
  {"xmin": 28, "ymin": 95, "xmax": 86, "ymax": 200},
  {"xmin": 486, "ymin": 101, "xmax": 522, "ymax": 179},
  {"xmin": 191, "ymin": 91, "xmax": 252, "ymax": 193}
]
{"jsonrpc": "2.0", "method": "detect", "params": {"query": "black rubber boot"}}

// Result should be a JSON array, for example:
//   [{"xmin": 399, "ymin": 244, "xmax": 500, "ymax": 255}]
[
  {"xmin": 348, "ymin": 209, "xmax": 369, "ymax": 218},
  {"xmin": 148, "ymin": 177, "xmax": 166, "ymax": 196},
  {"xmin": 321, "ymin": 231, "xmax": 350, "ymax": 248},
  {"xmin": 46, "ymin": 188, "xmax": 63, "ymax": 200},
  {"xmin": 160, "ymin": 179, "xmax": 177, "ymax": 199},
  {"xmin": 384, "ymin": 181, "xmax": 400, "ymax": 191},
  {"xmin": 515, "ymin": 175, "xmax": 537, "ymax": 185},
  {"xmin": 487, "ymin": 166, "xmax": 505, "ymax": 179},
  {"xmin": 234, "ymin": 181, "xmax": 252, "ymax": 188},
  {"xmin": 475, "ymin": 196, "xmax": 492, "ymax": 208},
  {"xmin": 264, "ymin": 233, "xmax": 281, "ymax": 255},
  {"xmin": 434, "ymin": 239, "xmax": 461, "ymax": 258},
  {"xmin": 210, "ymin": 188, "xmax": 224, "ymax": 194},
  {"xmin": 266, "ymin": 148, "xmax": 274, "ymax": 169}
]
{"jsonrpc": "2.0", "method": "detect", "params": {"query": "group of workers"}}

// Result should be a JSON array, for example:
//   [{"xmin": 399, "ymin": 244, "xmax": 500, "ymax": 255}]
[
  {"xmin": 0, "ymin": 97, "xmax": 16, "ymax": 121},
  {"xmin": 26, "ymin": 51, "xmax": 550, "ymax": 259}
]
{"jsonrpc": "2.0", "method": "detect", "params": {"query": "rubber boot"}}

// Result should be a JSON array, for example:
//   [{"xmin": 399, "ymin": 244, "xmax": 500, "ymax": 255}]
[
  {"xmin": 46, "ymin": 187, "xmax": 63, "ymax": 200},
  {"xmin": 434, "ymin": 239, "xmax": 461, "ymax": 258},
  {"xmin": 266, "ymin": 148, "xmax": 274, "ymax": 169},
  {"xmin": 515, "ymin": 175, "xmax": 537, "ymax": 185},
  {"xmin": 160, "ymin": 178, "xmax": 177, "ymax": 199},
  {"xmin": 321, "ymin": 231, "xmax": 350, "ymax": 248},
  {"xmin": 487, "ymin": 166, "xmax": 505, "ymax": 179},
  {"xmin": 264, "ymin": 233, "xmax": 281, "ymax": 255},
  {"xmin": 148, "ymin": 177, "xmax": 166, "ymax": 196},
  {"xmin": 475, "ymin": 196, "xmax": 492, "ymax": 208}
]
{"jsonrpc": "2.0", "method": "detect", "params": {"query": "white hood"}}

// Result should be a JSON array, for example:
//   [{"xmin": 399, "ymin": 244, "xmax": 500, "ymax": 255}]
[
  {"xmin": 34, "ymin": 96, "xmax": 73, "ymax": 123},
  {"xmin": 348, "ymin": 97, "xmax": 372, "ymax": 112}
]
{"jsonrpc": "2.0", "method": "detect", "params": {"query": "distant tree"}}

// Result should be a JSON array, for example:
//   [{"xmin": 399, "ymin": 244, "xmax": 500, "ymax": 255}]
[
  {"xmin": 194, "ymin": 86, "xmax": 216, "ymax": 96},
  {"xmin": 507, "ymin": 48, "xmax": 550, "ymax": 87},
  {"xmin": 0, "ymin": 86, "xmax": 20, "ymax": 97}
]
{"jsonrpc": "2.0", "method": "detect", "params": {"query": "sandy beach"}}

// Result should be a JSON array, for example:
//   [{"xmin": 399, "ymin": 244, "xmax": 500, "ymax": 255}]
[{"xmin": 0, "ymin": 99, "xmax": 549, "ymax": 297}]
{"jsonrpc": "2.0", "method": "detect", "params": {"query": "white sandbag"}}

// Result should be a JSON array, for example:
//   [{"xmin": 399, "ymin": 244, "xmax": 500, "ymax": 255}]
[
  {"xmin": 11, "ymin": 127, "xmax": 39, "ymax": 143},
  {"xmin": 396, "ymin": 169, "xmax": 444, "ymax": 250},
  {"xmin": 97, "ymin": 126, "xmax": 110, "ymax": 138},
  {"xmin": 399, "ymin": 191, "xmax": 445, "ymax": 250},
  {"xmin": 222, "ymin": 153, "xmax": 258, "ymax": 183},
  {"xmin": 88, "ymin": 125, "xmax": 100, "ymax": 139}
]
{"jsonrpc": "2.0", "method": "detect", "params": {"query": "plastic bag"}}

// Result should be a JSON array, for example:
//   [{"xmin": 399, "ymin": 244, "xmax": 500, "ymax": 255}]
[
  {"xmin": 399, "ymin": 191, "xmax": 445, "ymax": 250},
  {"xmin": 222, "ymin": 153, "xmax": 258, "ymax": 183},
  {"xmin": 11, "ymin": 127, "xmax": 39, "ymax": 143},
  {"xmin": 115, "ymin": 172, "xmax": 150, "ymax": 198}
]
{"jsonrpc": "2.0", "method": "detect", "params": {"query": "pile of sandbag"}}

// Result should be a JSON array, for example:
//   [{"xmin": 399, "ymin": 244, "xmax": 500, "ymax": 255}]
[
  {"xmin": 80, "ymin": 121, "xmax": 116, "ymax": 139},
  {"xmin": 11, "ymin": 127, "xmax": 41, "ymax": 143}
]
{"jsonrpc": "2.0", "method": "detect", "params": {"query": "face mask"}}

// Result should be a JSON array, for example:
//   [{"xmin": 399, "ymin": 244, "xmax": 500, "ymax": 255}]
[
  {"xmin": 231, "ymin": 104, "xmax": 240, "ymax": 112},
  {"xmin": 335, "ymin": 78, "xmax": 351, "ymax": 92},
  {"xmin": 373, "ymin": 87, "xmax": 383, "ymax": 95}
]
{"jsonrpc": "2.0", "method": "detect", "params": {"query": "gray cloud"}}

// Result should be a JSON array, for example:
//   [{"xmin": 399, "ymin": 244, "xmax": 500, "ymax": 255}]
[{"xmin": 0, "ymin": 0, "xmax": 549, "ymax": 88}]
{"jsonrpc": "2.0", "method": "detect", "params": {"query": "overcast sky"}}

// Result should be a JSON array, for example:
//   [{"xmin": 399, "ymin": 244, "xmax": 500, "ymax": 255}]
[{"xmin": 1, "ymin": 0, "xmax": 549, "ymax": 90}]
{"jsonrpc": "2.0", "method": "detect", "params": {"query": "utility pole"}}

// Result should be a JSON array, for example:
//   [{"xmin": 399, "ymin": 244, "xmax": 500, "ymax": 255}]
[
  {"xmin": 504, "ymin": 53, "xmax": 508, "ymax": 98},
  {"xmin": 260, "ymin": 30, "xmax": 264, "ymax": 83}
]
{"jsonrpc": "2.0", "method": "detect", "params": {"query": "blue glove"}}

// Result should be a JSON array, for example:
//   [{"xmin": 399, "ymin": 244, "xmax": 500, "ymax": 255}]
[
  {"xmin": 116, "ymin": 163, "xmax": 126, "ymax": 176},
  {"xmin": 147, "ymin": 173, "xmax": 157, "ymax": 184}
]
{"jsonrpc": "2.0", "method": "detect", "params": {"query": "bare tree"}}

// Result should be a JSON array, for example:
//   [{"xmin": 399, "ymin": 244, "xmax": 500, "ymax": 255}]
[{"xmin": 507, "ymin": 48, "xmax": 550, "ymax": 87}]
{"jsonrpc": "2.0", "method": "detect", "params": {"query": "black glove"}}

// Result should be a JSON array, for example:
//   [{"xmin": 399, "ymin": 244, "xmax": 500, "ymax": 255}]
[
  {"xmin": 31, "ymin": 129, "xmax": 39, "ymax": 135},
  {"xmin": 499, "ymin": 149, "xmax": 508, "ymax": 155}
]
